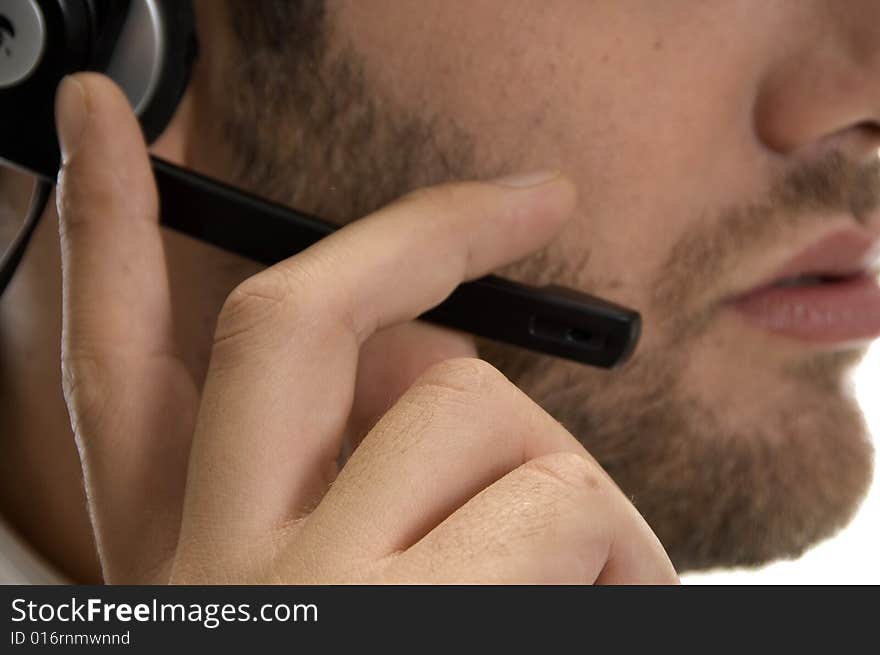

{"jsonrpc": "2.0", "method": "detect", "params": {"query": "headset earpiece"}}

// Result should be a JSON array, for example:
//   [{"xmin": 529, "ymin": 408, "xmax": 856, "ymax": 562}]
[{"xmin": 0, "ymin": 0, "xmax": 196, "ymax": 180}]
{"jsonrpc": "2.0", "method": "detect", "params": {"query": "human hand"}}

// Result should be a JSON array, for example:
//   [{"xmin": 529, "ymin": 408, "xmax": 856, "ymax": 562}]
[{"xmin": 55, "ymin": 73, "xmax": 677, "ymax": 584}]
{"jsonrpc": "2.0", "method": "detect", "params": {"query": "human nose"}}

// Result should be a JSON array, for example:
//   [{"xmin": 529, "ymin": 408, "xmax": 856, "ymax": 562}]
[{"xmin": 753, "ymin": 0, "xmax": 880, "ymax": 164}]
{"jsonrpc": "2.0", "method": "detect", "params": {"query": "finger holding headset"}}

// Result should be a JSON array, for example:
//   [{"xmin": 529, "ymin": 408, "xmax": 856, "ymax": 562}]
[
  {"xmin": 56, "ymin": 74, "xmax": 678, "ymax": 584},
  {"xmin": 55, "ymin": 73, "xmax": 200, "ymax": 583}
]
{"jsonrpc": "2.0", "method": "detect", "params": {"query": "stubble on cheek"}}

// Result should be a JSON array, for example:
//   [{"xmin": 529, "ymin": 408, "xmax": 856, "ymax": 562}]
[{"xmin": 481, "ymin": 151, "xmax": 880, "ymax": 571}]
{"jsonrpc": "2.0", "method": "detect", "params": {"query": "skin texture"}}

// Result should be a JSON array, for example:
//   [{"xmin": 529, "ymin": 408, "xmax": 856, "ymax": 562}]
[
  {"xmin": 0, "ymin": 0, "xmax": 879, "ymax": 581},
  {"xmin": 48, "ymin": 74, "xmax": 677, "ymax": 584}
]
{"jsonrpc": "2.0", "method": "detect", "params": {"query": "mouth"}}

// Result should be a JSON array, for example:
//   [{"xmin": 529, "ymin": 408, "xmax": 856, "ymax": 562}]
[{"xmin": 730, "ymin": 230, "xmax": 880, "ymax": 345}]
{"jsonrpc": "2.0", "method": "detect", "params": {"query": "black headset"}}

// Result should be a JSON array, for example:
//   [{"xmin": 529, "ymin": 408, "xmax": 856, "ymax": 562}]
[
  {"xmin": 0, "ymin": 0, "xmax": 195, "ymax": 295},
  {"xmin": 0, "ymin": 0, "xmax": 641, "ymax": 369},
  {"xmin": 0, "ymin": 0, "xmax": 196, "ymax": 180}
]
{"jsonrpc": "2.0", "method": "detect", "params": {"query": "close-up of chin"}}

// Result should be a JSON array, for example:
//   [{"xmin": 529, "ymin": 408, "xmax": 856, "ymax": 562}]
[{"xmin": 687, "ymin": 337, "xmax": 880, "ymax": 583}]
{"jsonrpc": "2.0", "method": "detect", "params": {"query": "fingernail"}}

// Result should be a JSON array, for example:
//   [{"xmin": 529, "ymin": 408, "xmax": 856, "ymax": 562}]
[
  {"xmin": 492, "ymin": 170, "xmax": 561, "ymax": 188},
  {"xmin": 55, "ymin": 76, "xmax": 88, "ymax": 164}
]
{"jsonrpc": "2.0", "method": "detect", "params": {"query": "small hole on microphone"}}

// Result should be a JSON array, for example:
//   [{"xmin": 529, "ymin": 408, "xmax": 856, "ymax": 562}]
[{"xmin": 566, "ymin": 328, "xmax": 593, "ymax": 344}]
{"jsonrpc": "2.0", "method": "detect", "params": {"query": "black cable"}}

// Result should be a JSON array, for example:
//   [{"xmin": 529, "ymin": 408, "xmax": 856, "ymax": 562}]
[{"xmin": 0, "ymin": 180, "xmax": 52, "ymax": 298}]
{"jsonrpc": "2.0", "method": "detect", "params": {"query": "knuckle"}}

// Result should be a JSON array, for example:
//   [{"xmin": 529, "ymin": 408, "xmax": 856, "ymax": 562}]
[
  {"xmin": 414, "ymin": 357, "xmax": 507, "ymax": 397},
  {"xmin": 55, "ymin": 174, "xmax": 96, "ymax": 237},
  {"xmin": 370, "ymin": 359, "xmax": 507, "ymax": 452},
  {"xmin": 222, "ymin": 271, "xmax": 292, "ymax": 315},
  {"xmin": 213, "ymin": 265, "xmax": 314, "ymax": 347},
  {"xmin": 60, "ymin": 352, "xmax": 111, "ymax": 439},
  {"xmin": 520, "ymin": 452, "xmax": 605, "ymax": 497},
  {"xmin": 57, "ymin": 162, "xmax": 157, "ymax": 237}
]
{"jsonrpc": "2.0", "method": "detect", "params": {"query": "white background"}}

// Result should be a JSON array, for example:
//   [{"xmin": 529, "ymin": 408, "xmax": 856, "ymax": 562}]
[{"xmin": 684, "ymin": 341, "xmax": 880, "ymax": 584}]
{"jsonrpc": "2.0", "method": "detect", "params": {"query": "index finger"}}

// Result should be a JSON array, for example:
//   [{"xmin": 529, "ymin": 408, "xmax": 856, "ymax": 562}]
[{"xmin": 178, "ymin": 172, "xmax": 577, "ymax": 556}]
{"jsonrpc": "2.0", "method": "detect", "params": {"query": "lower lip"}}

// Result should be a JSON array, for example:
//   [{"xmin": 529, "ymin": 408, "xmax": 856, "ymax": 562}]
[{"xmin": 731, "ymin": 274, "xmax": 880, "ymax": 344}]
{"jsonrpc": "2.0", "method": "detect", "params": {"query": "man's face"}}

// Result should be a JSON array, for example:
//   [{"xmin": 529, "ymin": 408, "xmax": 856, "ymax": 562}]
[{"xmin": 195, "ymin": 0, "xmax": 880, "ymax": 570}]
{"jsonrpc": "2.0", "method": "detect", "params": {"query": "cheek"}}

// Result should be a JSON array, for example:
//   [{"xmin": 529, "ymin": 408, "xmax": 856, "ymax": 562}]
[
  {"xmin": 335, "ymin": 0, "xmax": 767, "ymax": 320},
  {"xmin": 671, "ymin": 311, "xmax": 859, "ymax": 437}
]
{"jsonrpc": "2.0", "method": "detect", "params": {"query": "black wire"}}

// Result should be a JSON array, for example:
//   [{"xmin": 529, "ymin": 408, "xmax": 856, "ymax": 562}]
[{"xmin": 0, "ymin": 180, "xmax": 52, "ymax": 298}]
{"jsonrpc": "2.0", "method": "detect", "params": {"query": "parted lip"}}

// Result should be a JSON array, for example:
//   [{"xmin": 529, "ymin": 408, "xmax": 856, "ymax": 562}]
[
  {"xmin": 726, "ymin": 225, "xmax": 880, "ymax": 346},
  {"xmin": 743, "ymin": 228, "xmax": 880, "ymax": 295}
]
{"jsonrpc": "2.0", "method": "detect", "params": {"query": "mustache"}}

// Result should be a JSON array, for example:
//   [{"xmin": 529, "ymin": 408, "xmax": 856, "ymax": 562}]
[
  {"xmin": 782, "ymin": 150, "xmax": 880, "ymax": 219},
  {"xmin": 653, "ymin": 150, "xmax": 880, "ymax": 334}
]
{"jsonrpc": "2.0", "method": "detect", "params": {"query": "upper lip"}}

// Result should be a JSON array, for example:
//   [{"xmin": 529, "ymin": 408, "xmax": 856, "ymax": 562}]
[{"xmin": 748, "ymin": 228, "xmax": 880, "ymax": 292}]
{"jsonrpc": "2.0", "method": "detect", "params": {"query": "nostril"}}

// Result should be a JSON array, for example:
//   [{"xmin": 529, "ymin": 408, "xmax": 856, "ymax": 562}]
[
  {"xmin": 801, "ymin": 123, "xmax": 880, "ymax": 166},
  {"xmin": 846, "ymin": 121, "xmax": 880, "ymax": 162},
  {"xmin": 854, "ymin": 120, "xmax": 880, "ymax": 153}
]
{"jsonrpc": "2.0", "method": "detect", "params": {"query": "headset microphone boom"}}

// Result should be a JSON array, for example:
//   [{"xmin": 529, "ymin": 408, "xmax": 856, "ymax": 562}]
[{"xmin": 0, "ymin": 0, "xmax": 641, "ymax": 369}]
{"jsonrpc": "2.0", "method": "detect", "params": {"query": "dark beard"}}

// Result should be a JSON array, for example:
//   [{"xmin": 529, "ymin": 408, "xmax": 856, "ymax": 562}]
[
  {"xmin": 215, "ymin": 21, "xmax": 878, "ymax": 571},
  {"xmin": 480, "ymin": 336, "xmax": 873, "ymax": 572}
]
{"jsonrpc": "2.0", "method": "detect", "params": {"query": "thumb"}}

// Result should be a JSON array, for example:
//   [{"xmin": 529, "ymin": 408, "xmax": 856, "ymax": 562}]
[{"xmin": 56, "ymin": 73, "xmax": 198, "ymax": 582}]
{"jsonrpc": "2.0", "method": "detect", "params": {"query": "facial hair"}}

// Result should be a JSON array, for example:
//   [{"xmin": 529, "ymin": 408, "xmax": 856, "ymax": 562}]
[
  {"xmin": 483, "ymin": 152, "xmax": 878, "ymax": 570},
  {"xmin": 215, "ymin": 22, "xmax": 876, "ymax": 571}
]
